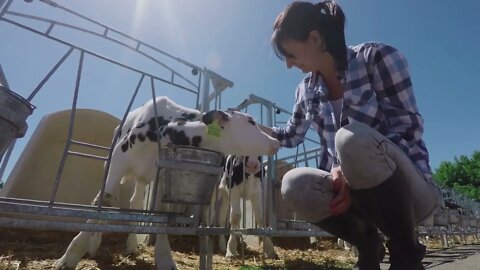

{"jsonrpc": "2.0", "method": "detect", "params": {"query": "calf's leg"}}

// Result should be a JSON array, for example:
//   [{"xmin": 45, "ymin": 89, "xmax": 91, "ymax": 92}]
[
  {"xmin": 226, "ymin": 190, "xmax": 242, "ymax": 258},
  {"xmin": 250, "ymin": 189, "xmax": 277, "ymax": 259}
]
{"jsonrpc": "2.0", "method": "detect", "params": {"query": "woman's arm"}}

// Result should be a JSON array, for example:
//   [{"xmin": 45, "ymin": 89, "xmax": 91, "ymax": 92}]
[{"xmin": 266, "ymin": 84, "xmax": 314, "ymax": 148}]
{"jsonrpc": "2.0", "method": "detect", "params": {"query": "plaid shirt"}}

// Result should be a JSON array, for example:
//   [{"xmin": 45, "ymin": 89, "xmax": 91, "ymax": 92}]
[{"xmin": 272, "ymin": 42, "xmax": 432, "ymax": 180}]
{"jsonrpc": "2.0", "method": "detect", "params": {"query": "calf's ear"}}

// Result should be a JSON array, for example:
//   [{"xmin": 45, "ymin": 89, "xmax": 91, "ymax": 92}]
[{"xmin": 202, "ymin": 110, "xmax": 230, "ymax": 126}]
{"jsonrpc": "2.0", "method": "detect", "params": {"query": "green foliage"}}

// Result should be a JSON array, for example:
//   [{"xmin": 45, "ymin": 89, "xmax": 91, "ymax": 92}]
[{"xmin": 434, "ymin": 151, "xmax": 480, "ymax": 200}]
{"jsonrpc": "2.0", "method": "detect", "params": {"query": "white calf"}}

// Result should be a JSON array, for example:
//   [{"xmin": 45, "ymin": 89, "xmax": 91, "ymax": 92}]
[
  {"xmin": 54, "ymin": 96, "xmax": 280, "ymax": 270},
  {"xmin": 216, "ymin": 155, "xmax": 277, "ymax": 259}
]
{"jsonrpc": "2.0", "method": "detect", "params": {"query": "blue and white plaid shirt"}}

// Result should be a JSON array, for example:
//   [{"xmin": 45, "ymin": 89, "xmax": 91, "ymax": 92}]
[{"xmin": 272, "ymin": 42, "xmax": 432, "ymax": 180}]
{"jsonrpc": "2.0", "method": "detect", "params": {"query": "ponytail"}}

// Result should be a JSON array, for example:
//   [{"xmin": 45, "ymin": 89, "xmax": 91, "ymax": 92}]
[{"xmin": 316, "ymin": 1, "xmax": 347, "ymax": 70}]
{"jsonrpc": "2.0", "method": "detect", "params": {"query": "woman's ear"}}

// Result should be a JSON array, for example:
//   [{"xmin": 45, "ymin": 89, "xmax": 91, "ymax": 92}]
[{"xmin": 309, "ymin": 30, "xmax": 326, "ymax": 51}]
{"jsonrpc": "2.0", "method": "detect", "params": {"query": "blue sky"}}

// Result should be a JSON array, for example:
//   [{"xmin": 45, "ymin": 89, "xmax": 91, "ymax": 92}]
[{"xmin": 0, "ymin": 0, "xmax": 479, "ymax": 179}]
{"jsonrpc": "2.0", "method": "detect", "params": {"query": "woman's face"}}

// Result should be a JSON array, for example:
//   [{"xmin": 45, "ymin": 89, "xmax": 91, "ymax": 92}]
[{"xmin": 280, "ymin": 31, "xmax": 333, "ymax": 74}]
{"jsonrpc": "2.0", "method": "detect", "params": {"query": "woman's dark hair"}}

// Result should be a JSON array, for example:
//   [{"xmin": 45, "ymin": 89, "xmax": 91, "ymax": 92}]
[{"xmin": 272, "ymin": 1, "xmax": 347, "ymax": 70}]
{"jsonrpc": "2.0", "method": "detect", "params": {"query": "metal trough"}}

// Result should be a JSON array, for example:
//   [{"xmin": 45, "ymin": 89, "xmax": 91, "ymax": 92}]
[
  {"xmin": 0, "ymin": 85, "xmax": 34, "ymax": 155},
  {"xmin": 156, "ymin": 146, "xmax": 224, "ymax": 205}
]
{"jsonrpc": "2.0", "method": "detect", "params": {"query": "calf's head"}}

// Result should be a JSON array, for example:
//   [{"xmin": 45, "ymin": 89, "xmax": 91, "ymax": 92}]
[{"xmin": 202, "ymin": 110, "xmax": 280, "ymax": 157}]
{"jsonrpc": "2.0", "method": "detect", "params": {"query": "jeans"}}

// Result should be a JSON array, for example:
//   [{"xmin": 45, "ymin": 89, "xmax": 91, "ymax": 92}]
[{"xmin": 281, "ymin": 122, "xmax": 442, "ymax": 224}]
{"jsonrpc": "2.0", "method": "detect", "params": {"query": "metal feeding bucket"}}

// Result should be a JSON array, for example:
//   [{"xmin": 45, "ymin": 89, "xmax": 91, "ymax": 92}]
[
  {"xmin": 0, "ymin": 86, "xmax": 34, "ymax": 155},
  {"xmin": 156, "ymin": 146, "xmax": 224, "ymax": 205}
]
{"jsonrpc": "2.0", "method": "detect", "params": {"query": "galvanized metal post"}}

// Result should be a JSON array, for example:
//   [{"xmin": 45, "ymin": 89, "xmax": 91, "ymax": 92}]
[
  {"xmin": 200, "ymin": 68, "xmax": 210, "ymax": 113},
  {"xmin": 198, "ymin": 235, "xmax": 213, "ymax": 270},
  {"xmin": 265, "ymin": 104, "xmax": 277, "ymax": 230},
  {"xmin": 0, "ymin": 0, "xmax": 12, "ymax": 17}
]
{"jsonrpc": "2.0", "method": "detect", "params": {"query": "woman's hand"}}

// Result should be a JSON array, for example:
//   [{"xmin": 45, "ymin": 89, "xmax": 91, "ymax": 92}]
[{"xmin": 329, "ymin": 166, "xmax": 350, "ymax": 215}]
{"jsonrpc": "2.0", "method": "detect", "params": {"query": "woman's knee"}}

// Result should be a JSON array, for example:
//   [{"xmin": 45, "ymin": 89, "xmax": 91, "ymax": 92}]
[
  {"xmin": 280, "ymin": 168, "xmax": 307, "ymax": 202},
  {"xmin": 280, "ymin": 168, "xmax": 334, "ymax": 222},
  {"xmin": 335, "ymin": 122, "xmax": 375, "ymax": 157},
  {"xmin": 335, "ymin": 122, "xmax": 397, "ymax": 189}
]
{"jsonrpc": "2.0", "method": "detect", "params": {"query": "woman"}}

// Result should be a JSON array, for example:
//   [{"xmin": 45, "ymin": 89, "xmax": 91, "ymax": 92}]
[{"xmin": 265, "ymin": 1, "xmax": 442, "ymax": 269}]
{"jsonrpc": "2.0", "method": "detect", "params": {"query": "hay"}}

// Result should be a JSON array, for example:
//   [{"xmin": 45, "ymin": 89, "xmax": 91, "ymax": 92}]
[{"xmin": 0, "ymin": 228, "xmax": 358, "ymax": 269}]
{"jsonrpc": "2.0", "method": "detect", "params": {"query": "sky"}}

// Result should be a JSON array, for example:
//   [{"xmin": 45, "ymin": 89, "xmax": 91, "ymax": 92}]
[{"xmin": 0, "ymin": 0, "xmax": 479, "ymax": 180}]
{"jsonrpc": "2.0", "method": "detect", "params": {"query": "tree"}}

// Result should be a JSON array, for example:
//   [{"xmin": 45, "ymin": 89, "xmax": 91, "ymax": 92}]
[{"xmin": 433, "ymin": 151, "xmax": 480, "ymax": 200}]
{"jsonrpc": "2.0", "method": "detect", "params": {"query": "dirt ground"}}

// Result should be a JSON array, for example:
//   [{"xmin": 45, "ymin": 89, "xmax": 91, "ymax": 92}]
[{"xmin": 0, "ymin": 228, "xmax": 357, "ymax": 270}]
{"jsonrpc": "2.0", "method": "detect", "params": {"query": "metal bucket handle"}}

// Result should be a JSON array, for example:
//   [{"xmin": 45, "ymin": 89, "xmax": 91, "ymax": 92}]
[{"xmin": 156, "ymin": 159, "xmax": 223, "ymax": 175}]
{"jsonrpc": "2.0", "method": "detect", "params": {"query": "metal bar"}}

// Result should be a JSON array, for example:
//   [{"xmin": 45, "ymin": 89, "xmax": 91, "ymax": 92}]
[
  {"xmin": 2, "ymin": 195, "xmax": 471, "ymax": 238},
  {"xmin": 213, "ymin": 90, "xmax": 218, "ymax": 110},
  {"xmin": 27, "ymin": 47, "xmax": 74, "ymax": 101},
  {"xmin": 235, "ymin": 94, "xmax": 290, "ymax": 115},
  {"xmin": 156, "ymin": 160, "xmax": 223, "ymax": 176},
  {"xmin": 49, "ymin": 50, "xmax": 84, "ymax": 205},
  {"xmin": 5, "ymin": 10, "xmax": 56, "ymax": 24},
  {"xmin": 242, "ymin": 157, "xmax": 247, "ymax": 229},
  {"xmin": 302, "ymin": 143, "xmax": 309, "ymax": 167},
  {"xmin": 0, "ymin": 216, "xmax": 229, "ymax": 235},
  {"xmin": 206, "ymin": 236, "xmax": 214, "ymax": 270},
  {"xmin": 264, "ymin": 103, "xmax": 276, "ymax": 230},
  {"xmin": 279, "ymin": 155, "xmax": 320, "ymax": 168},
  {"xmin": 277, "ymin": 220, "xmax": 325, "ymax": 230},
  {"xmin": 1, "ymin": 18, "xmax": 198, "ymax": 94},
  {"xmin": 0, "ymin": 201, "xmax": 192, "ymax": 225},
  {"xmin": 67, "ymin": 151, "xmax": 107, "ymax": 161},
  {"xmin": 230, "ymin": 228, "xmax": 332, "ymax": 238},
  {"xmin": 45, "ymin": 20, "xmax": 54, "ymax": 35},
  {"xmin": 148, "ymin": 167, "xmax": 161, "ymax": 219},
  {"xmin": 70, "ymin": 140, "xmax": 110, "ymax": 151},
  {"xmin": 149, "ymin": 77, "xmax": 162, "ymax": 213},
  {"xmin": 26, "ymin": 0, "xmax": 201, "ymax": 88},
  {"xmin": 0, "ymin": 196, "xmax": 190, "ymax": 217},
  {"xmin": 276, "ymin": 147, "xmax": 321, "ymax": 163},
  {"xmin": 97, "ymin": 74, "xmax": 145, "ymax": 209},
  {"xmin": 140, "ymin": 41, "xmax": 201, "ymax": 71},
  {"xmin": 200, "ymin": 68, "xmax": 210, "ymax": 113},
  {"xmin": 45, "ymin": 19, "xmax": 198, "ymax": 88},
  {"xmin": 199, "ymin": 236, "xmax": 212, "ymax": 270},
  {"xmin": 0, "ymin": 0, "xmax": 12, "ymax": 18},
  {"xmin": 39, "ymin": 0, "xmax": 58, "ymax": 7},
  {"xmin": 195, "ymin": 71, "xmax": 202, "ymax": 108}
]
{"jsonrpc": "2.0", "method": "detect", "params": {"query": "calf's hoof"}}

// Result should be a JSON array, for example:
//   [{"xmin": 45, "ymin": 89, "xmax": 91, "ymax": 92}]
[
  {"xmin": 126, "ymin": 234, "xmax": 139, "ymax": 254},
  {"xmin": 155, "ymin": 261, "xmax": 177, "ymax": 270},
  {"xmin": 264, "ymin": 251, "xmax": 279, "ymax": 260},
  {"xmin": 225, "ymin": 251, "xmax": 237, "ymax": 259},
  {"xmin": 53, "ymin": 257, "xmax": 77, "ymax": 270},
  {"xmin": 91, "ymin": 192, "xmax": 115, "ymax": 207}
]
